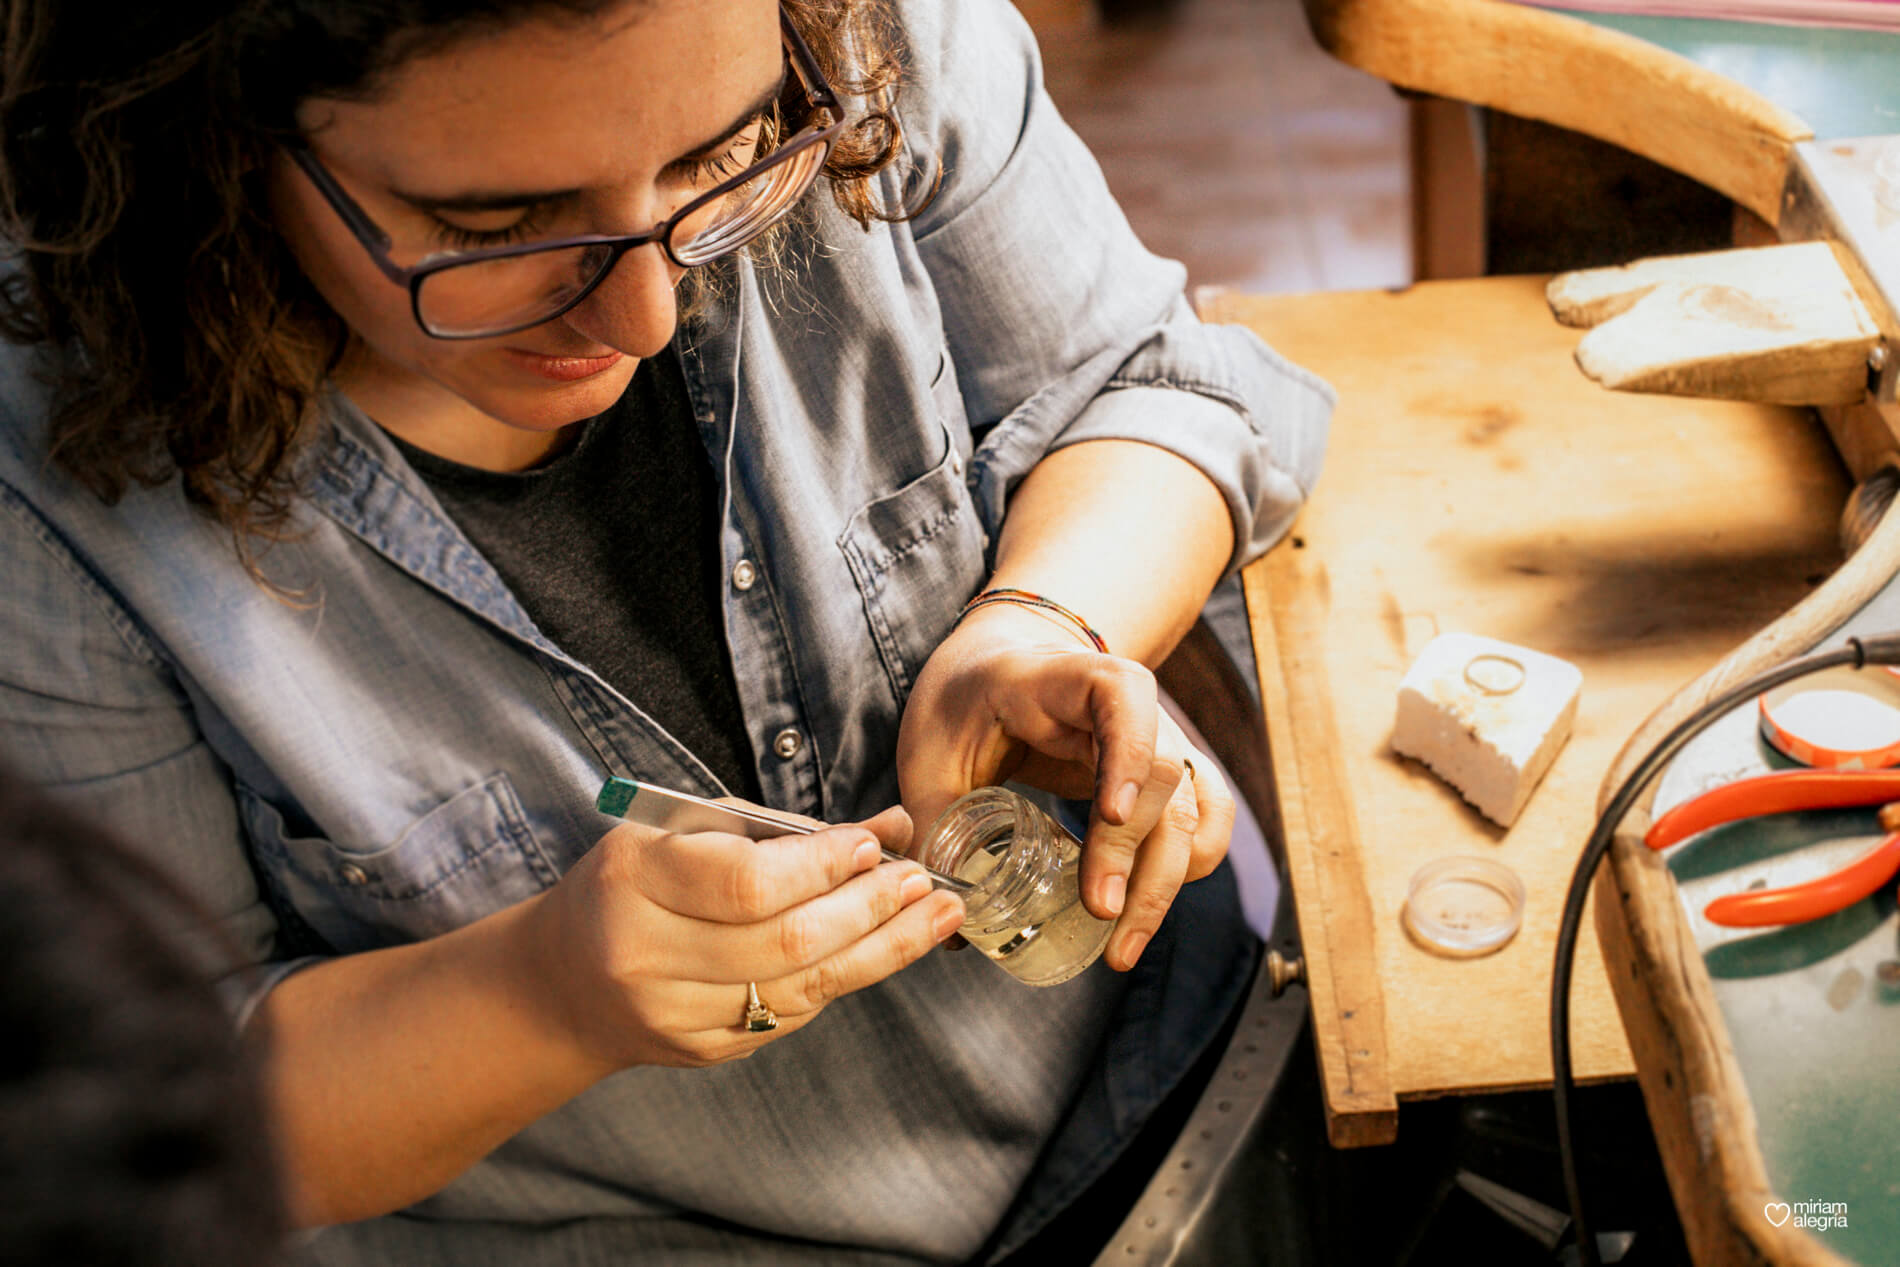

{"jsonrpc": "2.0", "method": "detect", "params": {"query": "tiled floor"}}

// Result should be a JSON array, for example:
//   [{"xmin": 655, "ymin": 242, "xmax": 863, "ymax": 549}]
[{"xmin": 1030, "ymin": 0, "xmax": 1411, "ymax": 294}]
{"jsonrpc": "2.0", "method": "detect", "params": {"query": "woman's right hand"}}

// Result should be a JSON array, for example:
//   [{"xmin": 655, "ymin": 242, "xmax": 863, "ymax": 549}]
[{"xmin": 525, "ymin": 805, "xmax": 963, "ymax": 1073}]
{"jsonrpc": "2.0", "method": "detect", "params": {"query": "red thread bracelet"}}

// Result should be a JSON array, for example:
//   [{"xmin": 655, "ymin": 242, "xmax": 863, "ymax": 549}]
[{"xmin": 956, "ymin": 587, "xmax": 1110, "ymax": 654}]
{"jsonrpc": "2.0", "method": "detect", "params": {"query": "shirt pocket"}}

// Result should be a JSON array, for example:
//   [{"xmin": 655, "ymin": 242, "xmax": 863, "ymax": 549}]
[
  {"xmin": 239, "ymin": 772, "xmax": 559, "ymax": 954},
  {"xmin": 838, "ymin": 350, "xmax": 987, "ymax": 705}
]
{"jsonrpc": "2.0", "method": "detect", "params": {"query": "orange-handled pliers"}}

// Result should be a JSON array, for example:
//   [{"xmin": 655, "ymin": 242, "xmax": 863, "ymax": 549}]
[{"xmin": 1645, "ymin": 770, "xmax": 1900, "ymax": 927}]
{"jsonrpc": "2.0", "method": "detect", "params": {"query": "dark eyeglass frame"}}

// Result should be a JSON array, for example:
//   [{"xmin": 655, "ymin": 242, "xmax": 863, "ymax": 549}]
[{"xmin": 285, "ymin": 8, "xmax": 844, "ymax": 340}]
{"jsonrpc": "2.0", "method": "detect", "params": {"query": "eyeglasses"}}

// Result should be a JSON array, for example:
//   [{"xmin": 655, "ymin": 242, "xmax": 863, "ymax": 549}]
[{"xmin": 286, "ymin": 10, "xmax": 844, "ymax": 340}]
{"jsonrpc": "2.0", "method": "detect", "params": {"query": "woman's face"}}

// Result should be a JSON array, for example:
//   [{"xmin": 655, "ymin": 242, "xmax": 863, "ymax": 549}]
[{"xmin": 269, "ymin": 0, "xmax": 781, "ymax": 463}]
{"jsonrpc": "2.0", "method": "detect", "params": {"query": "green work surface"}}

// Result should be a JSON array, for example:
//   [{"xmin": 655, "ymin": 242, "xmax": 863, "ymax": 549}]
[
  {"xmin": 1577, "ymin": 13, "xmax": 1900, "ymax": 140},
  {"xmin": 1651, "ymin": 579, "xmax": 1900, "ymax": 1264}
]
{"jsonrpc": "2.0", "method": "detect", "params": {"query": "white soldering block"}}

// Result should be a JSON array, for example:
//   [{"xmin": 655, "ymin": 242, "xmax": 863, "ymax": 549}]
[{"xmin": 1391, "ymin": 632, "xmax": 1582, "ymax": 828}]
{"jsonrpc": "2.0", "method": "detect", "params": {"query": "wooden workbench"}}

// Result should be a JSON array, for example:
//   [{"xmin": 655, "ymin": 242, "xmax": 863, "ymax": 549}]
[{"xmin": 1206, "ymin": 275, "xmax": 1850, "ymax": 1147}]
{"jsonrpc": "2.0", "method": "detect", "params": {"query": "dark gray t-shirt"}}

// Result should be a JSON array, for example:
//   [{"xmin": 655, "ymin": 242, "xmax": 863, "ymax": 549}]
[{"xmin": 390, "ymin": 349, "xmax": 762, "ymax": 801}]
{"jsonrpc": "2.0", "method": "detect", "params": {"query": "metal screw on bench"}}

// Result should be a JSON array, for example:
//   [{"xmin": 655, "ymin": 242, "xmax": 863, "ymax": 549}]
[{"xmin": 1266, "ymin": 948, "xmax": 1305, "ymax": 996}]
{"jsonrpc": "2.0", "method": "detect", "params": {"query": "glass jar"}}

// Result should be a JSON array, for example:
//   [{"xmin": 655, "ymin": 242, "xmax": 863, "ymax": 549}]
[{"xmin": 918, "ymin": 786, "xmax": 1115, "ymax": 987}]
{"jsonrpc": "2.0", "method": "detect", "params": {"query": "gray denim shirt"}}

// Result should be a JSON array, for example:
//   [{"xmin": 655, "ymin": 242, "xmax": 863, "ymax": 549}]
[{"xmin": 0, "ymin": 0, "xmax": 1331, "ymax": 1261}]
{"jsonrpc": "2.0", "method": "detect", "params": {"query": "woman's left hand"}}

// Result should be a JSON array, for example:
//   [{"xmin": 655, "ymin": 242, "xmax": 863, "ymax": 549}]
[{"xmin": 896, "ymin": 601, "xmax": 1236, "ymax": 971}]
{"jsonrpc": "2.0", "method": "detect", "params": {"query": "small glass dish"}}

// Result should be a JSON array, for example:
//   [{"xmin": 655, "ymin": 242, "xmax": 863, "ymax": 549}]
[{"xmin": 1403, "ymin": 855, "xmax": 1525, "ymax": 958}]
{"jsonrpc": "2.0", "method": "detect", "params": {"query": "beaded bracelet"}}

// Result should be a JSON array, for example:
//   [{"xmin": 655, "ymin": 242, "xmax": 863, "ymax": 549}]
[{"xmin": 956, "ymin": 587, "xmax": 1110, "ymax": 654}]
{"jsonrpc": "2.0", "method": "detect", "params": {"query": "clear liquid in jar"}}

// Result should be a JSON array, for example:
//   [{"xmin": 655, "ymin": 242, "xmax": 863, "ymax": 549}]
[{"xmin": 952, "ymin": 836, "xmax": 1114, "ymax": 987}]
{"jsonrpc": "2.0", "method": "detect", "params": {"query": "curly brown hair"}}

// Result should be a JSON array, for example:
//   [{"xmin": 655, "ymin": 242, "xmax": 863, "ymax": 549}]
[{"xmin": 0, "ymin": 0, "xmax": 912, "ymax": 576}]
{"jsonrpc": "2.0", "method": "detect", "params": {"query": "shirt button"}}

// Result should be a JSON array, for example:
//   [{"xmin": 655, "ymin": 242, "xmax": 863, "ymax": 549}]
[
  {"xmin": 338, "ymin": 863, "xmax": 371, "ymax": 887},
  {"xmin": 731, "ymin": 559, "xmax": 758, "ymax": 592},
  {"xmin": 773, "ymin": 727, "xmax": 803, "ymax": 760}
]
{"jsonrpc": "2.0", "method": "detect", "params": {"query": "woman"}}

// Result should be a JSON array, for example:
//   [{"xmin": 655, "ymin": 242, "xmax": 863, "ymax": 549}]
[{"xmin": 0, "ymin": 0, "xmax": 1331, "ymax": 1261}]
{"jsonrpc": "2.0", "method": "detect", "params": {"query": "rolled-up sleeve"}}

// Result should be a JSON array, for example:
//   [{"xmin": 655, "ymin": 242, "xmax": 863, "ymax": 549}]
[
  {"xmin": 899, "ymin": 0, "xmax": 1334, "ymax": 573},
  {"xmin": 0, "ymin": 480, "xmax": 301, "ymax": 1027}
]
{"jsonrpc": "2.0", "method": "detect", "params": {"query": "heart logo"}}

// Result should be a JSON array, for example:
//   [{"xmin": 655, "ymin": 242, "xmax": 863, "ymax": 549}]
[{"xmin": 1765, "ymin": 1202, "xmax": 1792, "ymax": 1227}]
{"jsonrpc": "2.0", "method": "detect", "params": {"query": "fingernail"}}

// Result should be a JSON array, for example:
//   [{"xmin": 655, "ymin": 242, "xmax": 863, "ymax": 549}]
[
  {"xmin": 1100, "ymin": 874, "xmax": 1126, "ymax": 918},
  {"xmin": 852, "ymin": 838, "xmax": 880, "ymax": 871},
  {"xmin": 1119, "ymin": 930, "xmax": 1150, "ymax": 969},
  {"xmin": 1114, "ymin": 780, "xmax": 1141, "ymax": 823},
  {"xmin": 934, "ymin": 901, "xmax": 966, "ymax": 942},
  {"xmin": 899, "ymin": 872, "xmax": 933, "ymax": 904}
]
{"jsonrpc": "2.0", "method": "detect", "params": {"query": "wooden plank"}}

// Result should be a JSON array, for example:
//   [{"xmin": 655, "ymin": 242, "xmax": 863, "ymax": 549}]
[
  {"xmin": 1206, "ymin": 276, "xmax": 1849, "ymax": 1136},
  {"xmin": 1302, "ymin": 0, "xmax": 1812, "ymax": 224},
  {"xmin": 1244, "ymin": 553, "xmax": 1400, "ymax": 1148},
  {"xmin": 1549, "ymin": 242, "xmax": 1878, "ymax": 406}
]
